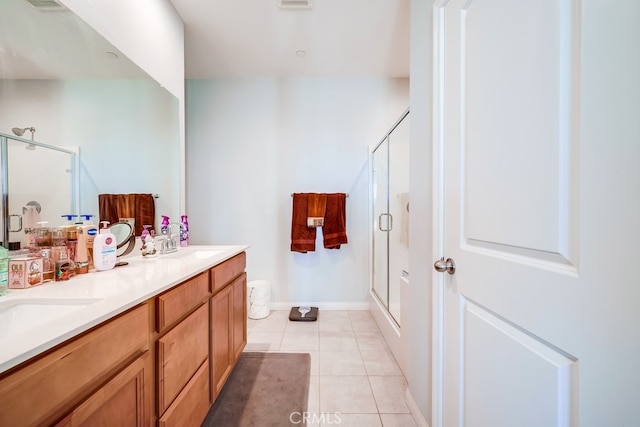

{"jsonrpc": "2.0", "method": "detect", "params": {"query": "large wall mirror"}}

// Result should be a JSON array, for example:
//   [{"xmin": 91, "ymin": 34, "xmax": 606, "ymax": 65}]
[{"xmin": 0, "ymin": 0, "xmax": 180, "ymax": 248}]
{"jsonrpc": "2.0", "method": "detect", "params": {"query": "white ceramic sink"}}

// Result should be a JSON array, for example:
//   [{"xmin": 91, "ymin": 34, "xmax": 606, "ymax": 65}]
[
  {"xmin": 0, "ymin": 298, "xmax": 102, "ymax": 341},
  {"xmin": 160, "ymin": 248, "xmax": 223, "ymax": 260}
]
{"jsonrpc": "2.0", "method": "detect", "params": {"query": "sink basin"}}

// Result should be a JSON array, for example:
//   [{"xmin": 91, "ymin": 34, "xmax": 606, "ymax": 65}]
[
  {"xmin": 0, "ymin": 298, "xmax": 102, "ymax": 341},
  {"xmin": 160, "ymin": 249, "xmax": 223, "ymax": 260}
]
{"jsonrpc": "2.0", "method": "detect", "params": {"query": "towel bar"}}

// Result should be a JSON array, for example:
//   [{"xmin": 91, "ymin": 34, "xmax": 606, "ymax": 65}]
[{"xmin": 291, "ymin": 193, "xmax": 349, "ymax": 197}]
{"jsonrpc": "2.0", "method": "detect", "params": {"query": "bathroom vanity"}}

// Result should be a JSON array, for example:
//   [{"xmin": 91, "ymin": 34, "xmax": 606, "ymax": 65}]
[{"xmin": 0, "ymin": 245, "xmax": 248, "ymax": 426}]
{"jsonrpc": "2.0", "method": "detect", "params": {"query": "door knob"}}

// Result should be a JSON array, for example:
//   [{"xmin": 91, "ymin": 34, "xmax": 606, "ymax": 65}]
[{"xmin": 434, "ymin": 257, "xmax": 456, "ymax": 274}]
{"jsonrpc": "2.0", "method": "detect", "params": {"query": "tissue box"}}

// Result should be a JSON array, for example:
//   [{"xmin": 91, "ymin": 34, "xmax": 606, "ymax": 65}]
[{"xmin": 9, "ymin": 257, "xmax": 44, "ymax": 289}]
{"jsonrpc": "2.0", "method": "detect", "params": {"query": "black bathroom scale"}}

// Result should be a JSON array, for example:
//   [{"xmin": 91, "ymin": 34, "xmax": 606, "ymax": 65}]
[{"xmin": 289, "ymin": 306, "xmax": 318, "ymax": 321}]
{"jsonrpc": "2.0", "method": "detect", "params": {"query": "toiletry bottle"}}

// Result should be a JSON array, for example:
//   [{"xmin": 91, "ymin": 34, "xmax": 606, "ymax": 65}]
[
  {"xmin": 35, "ymin": 222, "xmax": 51, "ymax": 248},
  {"xmin": 54, "ymin": 248, "xmax": 73, "ymax": 281},
  {"xmin": 80, "ymin": 215, "xmax": 97, "ymax": 270},
  {"xmin": 40, "ymin": 248, "xmax": 55, "ymax": 282},
  {"xmin": 61, "ymin": 214, "xmax": 78, "ymax": 227},
  {"xmin": 75, "ymin": 226, "xmax": 89, "ymax": 274},
  {"xmin": 160, "ymin": 216, "xmax": 170, "ymax": 235},
  {"xmin": 65, "ymin": 224, "xmax": 78, "ymax": 268},
  {"xmin": 141, "ymin": 225, "xmax": 152, "ymax": 244},
  {"xmin": 93, "ymin": 222, "xmax": 117, "ymax": 271},
  {"xmin": 0, "ymin": 244, "xmax": 8, "ymax": 296},
  {"xmin": 180, "ymin": 215, "xmax": 189, "ymax": 247}
]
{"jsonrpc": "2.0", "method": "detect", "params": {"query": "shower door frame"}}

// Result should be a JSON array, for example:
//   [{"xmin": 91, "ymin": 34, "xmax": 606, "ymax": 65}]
[
  {"xmin": 0, "ymin": 132, "xmax": 79, "ymax": 247},
  {"xmin": 369, "ymin": 108, "xmax": 409, "ymax": 327}
]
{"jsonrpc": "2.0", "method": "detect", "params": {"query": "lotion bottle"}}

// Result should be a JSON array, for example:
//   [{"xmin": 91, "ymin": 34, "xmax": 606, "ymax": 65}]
[
  {"xmin": 80, "ymin": 215, "xmax": 97, "ymax": 269},
  {"xmin": 93, "ymin": 221, "xmax": 117, "ymax": 271}
]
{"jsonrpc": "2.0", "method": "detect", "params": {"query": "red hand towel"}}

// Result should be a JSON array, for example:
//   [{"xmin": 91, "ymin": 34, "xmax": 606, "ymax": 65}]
[
  {"xmin": 323, "ymin": 193, "xmax": 348, "ymax": 249},
  {"xmin": 98, "ymin": 193, "xmax": 155, "ymax": 236},
  {"xmin": 291, "ymin": 193, "xmax": 317, "ymax": 253}
]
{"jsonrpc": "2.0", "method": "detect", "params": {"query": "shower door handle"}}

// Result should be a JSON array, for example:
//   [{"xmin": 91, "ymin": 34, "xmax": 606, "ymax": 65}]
[
  {"xmin": 9, "ymin": 214, "xmax": 22, "ymax": 232},
  {"xmin": 378, "ymin": 213, "xmax": 393, "ymax": 232}
]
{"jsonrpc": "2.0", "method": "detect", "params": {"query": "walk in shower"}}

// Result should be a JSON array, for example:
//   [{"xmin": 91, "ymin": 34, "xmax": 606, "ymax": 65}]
[{"xmin": 369, "ymin": 109, "xmax": 410, "ymax": 372}]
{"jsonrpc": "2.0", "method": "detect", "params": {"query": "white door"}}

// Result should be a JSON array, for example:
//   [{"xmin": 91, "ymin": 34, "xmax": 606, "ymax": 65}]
[{"xmin": 435, "ymin": 0, "xmax": 640, "ymax": 425}]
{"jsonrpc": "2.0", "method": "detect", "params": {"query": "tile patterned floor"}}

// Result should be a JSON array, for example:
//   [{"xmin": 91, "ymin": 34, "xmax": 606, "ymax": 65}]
[{"xmin": 246, "ymin": 310, "xmax": 418, "ymax": 427}]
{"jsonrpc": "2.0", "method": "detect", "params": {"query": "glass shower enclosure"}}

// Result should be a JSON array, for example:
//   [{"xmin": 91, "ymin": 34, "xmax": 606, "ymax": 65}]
[
  {"xmin": 371, "ymin": 109, "xmax": 409, "ymax": 326},
  {"xmin": 0, "ymin": 132, "xmax": 78, "ymax": 249}
]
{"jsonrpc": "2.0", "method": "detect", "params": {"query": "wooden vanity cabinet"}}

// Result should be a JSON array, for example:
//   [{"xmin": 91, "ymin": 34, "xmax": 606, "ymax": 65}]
[
  {"xmin": 0, "ymin": 251, "xmax": 248, "ymax": 427},
  {"xmin": 0, "ymin": 303, "xmax": 150, "ymax": 426},
  {"xmin": 210, "ymin": 252, "xmax": 247, "ymax": 401}
]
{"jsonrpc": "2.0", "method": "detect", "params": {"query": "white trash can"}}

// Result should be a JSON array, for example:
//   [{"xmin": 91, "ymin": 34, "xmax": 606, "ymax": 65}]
[{"xmin": 247, "ymin": 280, "xmax": 271, "ymax": 319}]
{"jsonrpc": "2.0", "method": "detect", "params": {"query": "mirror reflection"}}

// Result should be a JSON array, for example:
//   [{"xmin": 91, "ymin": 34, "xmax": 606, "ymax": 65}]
[
  {"xmin": 109, "ymin": 221, "xmax": 135, "ymax": 258},
  {"xmin": 0, "ymin": 132, "xmax": 78, "ymax": 248},
  {"xmin": 0, "ymin": 0, "xmax": 181, "ymax": 249}
]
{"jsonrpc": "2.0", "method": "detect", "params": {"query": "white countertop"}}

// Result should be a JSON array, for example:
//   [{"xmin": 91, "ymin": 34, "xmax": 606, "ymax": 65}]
[{"xmin": 0, "ymin": 244, "xmax": 249, "ymax": 374}]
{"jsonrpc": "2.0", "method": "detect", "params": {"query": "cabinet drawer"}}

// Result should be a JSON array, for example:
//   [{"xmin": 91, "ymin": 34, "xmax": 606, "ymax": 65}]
[
  {"xmin": 157, "ymin": 303, "xmax": 209, "ymax": 415},
  {"xmin": 211, "ymin": 252, "xmax": 246, "ymax": 293},
  {"xmin": 56, "ymin": 352, "xmax": 150, "ymax": 426},
  {"xmin": 158, "ymin": 360, "xmax": 210, "ymax": 427},
  {"xmin": 0, "ymin": 303, "xmax": 149, "ymax": 426},
  {"xmin": 157, "ymin": 271, "xmax": 210, "ymax": 332}
]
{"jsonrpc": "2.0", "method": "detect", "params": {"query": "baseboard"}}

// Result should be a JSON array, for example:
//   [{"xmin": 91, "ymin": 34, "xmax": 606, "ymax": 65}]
[
  {"xmin": 405, "ymin": 388, "xmax": 430, "ymax": 427},
  {"xmin": 269, "ymin": 302, "xmax": 370, "ymax": 311}
]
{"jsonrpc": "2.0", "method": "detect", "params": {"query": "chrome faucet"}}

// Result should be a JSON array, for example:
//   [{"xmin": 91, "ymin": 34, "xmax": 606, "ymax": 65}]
[{"xmin": 163, "ymin": 223, "xmax": 185, "ymax": 253}]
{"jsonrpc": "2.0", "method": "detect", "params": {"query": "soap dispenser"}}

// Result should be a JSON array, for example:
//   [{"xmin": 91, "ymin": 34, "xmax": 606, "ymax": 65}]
[{"xmin": 93, "ymin": 221, "xmax": 117, "ymax": 271}]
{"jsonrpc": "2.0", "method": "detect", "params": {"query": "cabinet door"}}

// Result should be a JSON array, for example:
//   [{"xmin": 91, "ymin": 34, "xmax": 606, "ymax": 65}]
[
  {"xmin": 231, "ymin": 273, "xmax": 247, "ymax": 361},
  {"xmin": 56, "ymin": 353, "xmax": 150, "ymax": 426},
  {"xmin": 210, "ymin": 285, "xmax": 232, "ymax": 401}
]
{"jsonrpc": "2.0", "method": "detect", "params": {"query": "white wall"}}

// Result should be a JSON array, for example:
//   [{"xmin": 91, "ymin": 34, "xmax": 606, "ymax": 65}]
[
  {"xmin": 186, "ymin": 78, "xmax": 409, "ymax": 308},
  {"xmin": 406, "ymin": 0, "xmax": 434, "ymax": 424}
]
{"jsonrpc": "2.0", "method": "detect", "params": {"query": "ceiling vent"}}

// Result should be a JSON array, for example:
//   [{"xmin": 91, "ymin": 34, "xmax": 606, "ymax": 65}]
[
  {"xmin": 278, "ymin": 0, "xmax": 312, "ymax": 10},
  {"xmin": 25, "ymin": 0, "xmax": 68, "ymax": 11}
]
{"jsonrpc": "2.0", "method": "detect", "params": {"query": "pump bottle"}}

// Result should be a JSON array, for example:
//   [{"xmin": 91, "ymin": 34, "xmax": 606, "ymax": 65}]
[{"xmin": 93, "ymin": 222, "xmax": 117, "ymax": 271}]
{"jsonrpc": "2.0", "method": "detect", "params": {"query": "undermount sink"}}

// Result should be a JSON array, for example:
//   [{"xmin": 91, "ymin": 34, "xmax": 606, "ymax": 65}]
[
  {"xmin": 160, "ymin": 248, "xmax": 223, "ymax": 260},
  {"xmin": 0, "ymin": 297, "xmax": 102, "ymax": 341}
]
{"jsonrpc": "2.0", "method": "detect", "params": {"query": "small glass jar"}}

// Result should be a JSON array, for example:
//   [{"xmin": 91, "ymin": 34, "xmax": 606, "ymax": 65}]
[
  {"xmin": 51, "ymin": 228, "xmax": 66, "ymax": 247},
  {"xmin": 40, "ymin": 249, "xmax": 55, "ymax": 282},
  {"xmin": 35, "ymin": 227, "xmax": 52, "ymax": 248}
]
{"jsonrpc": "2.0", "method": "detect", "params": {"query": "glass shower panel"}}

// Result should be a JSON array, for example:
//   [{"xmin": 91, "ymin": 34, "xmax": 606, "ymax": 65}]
[
  {"xmin": 387, "ymin": 117, "xmax": 410, "ymax": 325},
  {"xmin": 1, "ymin": 133, "xmax": 76, "ymax": 248},
  {"xmin": 370, "ymin": 109, "xmax": 409, "ymax": 328},
  {"xmin": 372, "ymin": 136, "xmax": 390, "ymax": 309}
]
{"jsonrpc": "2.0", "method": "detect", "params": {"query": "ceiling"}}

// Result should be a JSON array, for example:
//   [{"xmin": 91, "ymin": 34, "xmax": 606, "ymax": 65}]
[
  {"xmin": 0, "ymin": 0, "xmax": 410, "ymax": 80},
  {"xmin": 0, "ymin": 0, "xmax": 150, "ymax": 79},
  {"xmin": 169, "ymin": 0, "xmax": 410, "ymax": 79}
]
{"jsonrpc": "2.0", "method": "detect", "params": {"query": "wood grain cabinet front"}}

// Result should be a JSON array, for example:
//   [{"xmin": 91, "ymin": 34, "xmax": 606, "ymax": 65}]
[
  {"xmin": 156, "ymin": 271, "xmax": 210, "ymax": 333},
  {"xmin": 0, "ymin": 303, "xmax": 150, "ymax": 426},
  {"xmin": 211, "ymin": 270, "xmax": 247, "ymax": 401},
  {"xmin": 55, "ymin": 352, "xmax": 151, "ymax": 426},
  {"xmin": 157, "ymin": 302, "xmax": 209, "ymax": 415},
  {"xmin": 157, "ymin": 360, "xmax": 210, "ymax": 427}
]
